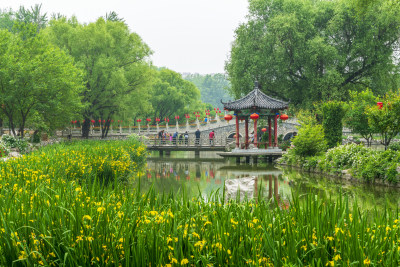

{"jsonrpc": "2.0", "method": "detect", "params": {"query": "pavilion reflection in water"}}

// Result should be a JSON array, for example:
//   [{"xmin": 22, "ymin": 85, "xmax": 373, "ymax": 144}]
[{"xmin": 144, "ymin": 159, "xmax": 291, "ymax": 207}]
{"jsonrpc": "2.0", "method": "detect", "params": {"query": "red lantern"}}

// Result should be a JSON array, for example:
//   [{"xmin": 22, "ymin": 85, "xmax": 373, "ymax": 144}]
[
  {"xmin": 224, "ymin": 114, "xmax": 233, "ymax": 121},
  {"xmin": 280, "ymin": 114, "xmax": 289, "ymax": 121},
  {"xmin": 137, "ymin": 119, "xmax": 142, "ymax": 123},
  {"xmin": 146, "ymin": 118, "xmax": 151, "ymax": 122},
  {"xmin": 103, "ymin": 120, "xmax": 105, "ymax": 123},
  {"xmin": 377, "ymin": 102, "xmax": 383, "ymax": 109},
  {"xmin": 261, "ymin": 128, "xmax": 267, "ymax": 132},
  {"xmin": 156, "ymin": 118, "xmax": 160, "ymax": 122},
  {"xmin": 98, "ymin": 119, "xmax": 101, "ymax": 123},
  {"xmin": 250, "ymin": 113, "xmax": 259, "ymax": 120},
  {"xmin": 91, "ymin": 120, "xmax": 95, "ymax": 124}
]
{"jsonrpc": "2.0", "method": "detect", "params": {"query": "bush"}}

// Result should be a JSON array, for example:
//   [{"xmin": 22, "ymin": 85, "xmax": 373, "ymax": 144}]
[
  {"xmin": 388, "ymin": 142, "xmax": 400, "ymax": 151},
  {"xmin": 278, "ymin": 140, "xmax": 291, "ymax": 151},
  {"xmin": 0, "ymin": 141, "xmax": 9, "ymax": 158},
  {"xmin": 321, "ymin": 101, "xmax": 346, "ymax": 148},
  {"xmin": 292, "ymin": 123, "xmax": 327, "ymax": 157},
  {"xmin": 321, "ymin": 143, "xmax": 370, "ymax": 172},
  {"xmin": 1, "ymin": 134, "xmax": 16, "ymax": 148}
]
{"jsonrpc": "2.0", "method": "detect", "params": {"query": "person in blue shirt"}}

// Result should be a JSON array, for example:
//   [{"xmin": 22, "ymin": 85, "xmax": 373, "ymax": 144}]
[{"xmin": 172, "ymin": 131, "xmax": 178, "ymax": 145}]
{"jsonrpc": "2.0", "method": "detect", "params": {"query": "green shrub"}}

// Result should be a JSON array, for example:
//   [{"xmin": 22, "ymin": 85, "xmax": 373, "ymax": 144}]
[
  {"xmin": 321, "ymin": 101, "xmax": 346, "ymax": 148},
  {"xmin": 0, "ymin": 141, "xmax": 9, "ymax": 158},
  {"xmin": 278, "ymin": 140, "xmax": 291, "ymax": 151},
  {"xmin": 292, "ymin": 123, "xmax": 327, "ymax": 157},
  {"xmin": 1, "ymin": 134, "xmax": 16, "ymax": 148},
  {"xmin": 388, "ymin": 142, "xmax": 400, "ymax": 151}
]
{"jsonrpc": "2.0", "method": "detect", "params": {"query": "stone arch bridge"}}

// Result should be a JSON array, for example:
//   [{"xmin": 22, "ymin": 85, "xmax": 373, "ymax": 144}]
[{"xmin": 66, "ymin": 118, "xmax": 299, "ymax": 142}]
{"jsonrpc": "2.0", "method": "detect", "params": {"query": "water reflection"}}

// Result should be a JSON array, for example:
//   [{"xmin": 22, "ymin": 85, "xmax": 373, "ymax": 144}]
[
  {"xmin": 141, "ymin": 156, "xmax": 291, "ymax": 206},
  {"xmin": 140, "ymin": 152, "xmax": 400, "ymax": 210}
]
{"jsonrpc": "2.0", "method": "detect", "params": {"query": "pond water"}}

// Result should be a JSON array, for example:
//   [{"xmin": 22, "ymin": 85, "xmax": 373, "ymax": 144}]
[{"xmin": 138, "ymin": 151, "xmax": 400, "ymax": 210}]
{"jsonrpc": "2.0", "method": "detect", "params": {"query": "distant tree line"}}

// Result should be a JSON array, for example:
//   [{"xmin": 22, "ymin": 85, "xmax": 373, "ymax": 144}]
[{"xmin": 183, "ymin": 73, "xmax": 231, "ymax": 110}]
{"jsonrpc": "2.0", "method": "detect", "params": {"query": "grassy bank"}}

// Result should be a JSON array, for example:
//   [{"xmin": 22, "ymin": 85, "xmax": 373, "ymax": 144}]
[
  {"xmin": 1, "ymin": 141, "xmax": 400, "ymax": 266},
  {"xmin": 280, "ymin": 143, "xmax": 400, "ymax": 184}
]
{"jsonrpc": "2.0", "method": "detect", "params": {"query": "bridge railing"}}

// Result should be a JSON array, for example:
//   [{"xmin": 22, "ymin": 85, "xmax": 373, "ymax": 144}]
[{"xmin": 143, "ymin": 136, "xmax": 228, "ymax": 147}]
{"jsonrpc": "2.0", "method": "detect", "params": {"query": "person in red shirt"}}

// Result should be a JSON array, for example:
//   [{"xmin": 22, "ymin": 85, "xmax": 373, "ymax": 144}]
[{"xmin": 209, "ymin": 130, "xmax": 215, "ymax": 146}]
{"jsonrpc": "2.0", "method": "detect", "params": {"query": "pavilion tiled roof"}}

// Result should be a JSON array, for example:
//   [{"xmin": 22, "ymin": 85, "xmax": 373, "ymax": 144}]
[{"xmin": 222, "ymin": 85, "xmax": 289, "ymax": 111}]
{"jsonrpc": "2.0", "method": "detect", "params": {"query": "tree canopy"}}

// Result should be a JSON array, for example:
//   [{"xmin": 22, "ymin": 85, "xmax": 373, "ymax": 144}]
[
  {"xmin": 45, "ymin": 17, "xmax": 153, "ymax": 137},
  {"xmin": 226, "ymin": 0, "xmax": 400, "ymax": 107},
  {"xmin": 148, "ymin": 69, "xmax": 204, "ymax": 122},
  {"xmin": 0, "ymin": 24, "xmax": 84, "ymax": 137}
]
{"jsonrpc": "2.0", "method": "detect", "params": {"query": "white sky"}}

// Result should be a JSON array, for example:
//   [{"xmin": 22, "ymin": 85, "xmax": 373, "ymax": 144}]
[{"xmin": 1, "ymin": 0, "xmax": 249, "ymax": 74}]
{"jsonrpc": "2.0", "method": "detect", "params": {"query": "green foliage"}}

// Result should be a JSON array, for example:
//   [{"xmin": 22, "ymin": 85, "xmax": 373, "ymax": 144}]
[
  {"xmin": 388, "ymin": 142, "xmax": 400, "ymax": 151},
  {"xmin": 366, "ymin": 91, "xmax": 400, "ymax": 149},
  {"xmin": 292, "ymin": 122, "xmax": 327, "ymax": 157},
  {"xmin": 183, "ymin": 73, "xmax": 231, "ymax": 109},
  {"xmin": 226, "ymin": 0, "xmax": 400, "ymax": 107},
  {"xmin": 278, "ymin": 140, "xmax": 291, "ymax": 151},
  {"xmin": 0, "ymin": 24, "xmax": 84, "ymax": 137},
  {"xmin": 282, "ymin": 143, "xmax": 400, "ymax": 183},
  {"xmin": 147, "ymin": 69, "xmax": 205, "ymax": 121},
  {"xmin": 46, "ymin": 16, "xmax": 153, "ymax": 138},
  {"xmin": 1, "ymin": 134, "xmax": 17, "ymax": 148},
  {"xmin": 1, "ymin": 134, "xmax": 29, "ymax": 154},
  {"xmin": 0, "ymin": 4, "xmax": 47, "ymax": 33},
  {"xmin": 345, "ymin": 89, "xmax": 377, "ymax": 146},
  {"xmin": 0, "ymin": 140, "xmax": 9, "ymax": 158},
  {"xmin": 321, "ymin": 101, "xmax": 346, "ymax": 148}
]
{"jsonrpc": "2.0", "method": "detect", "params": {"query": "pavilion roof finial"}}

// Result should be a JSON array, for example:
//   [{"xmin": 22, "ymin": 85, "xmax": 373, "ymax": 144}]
[{"xmin": 254, "ymin": 80, "xmax": 259, "ymax": 89}]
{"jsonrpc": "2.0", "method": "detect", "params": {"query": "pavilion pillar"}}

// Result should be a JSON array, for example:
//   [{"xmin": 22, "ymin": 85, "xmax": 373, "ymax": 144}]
[
  {"xmin": 274, "ymin": 115, "xmax": 278, "ymax": 147},
  {"xmin": 245, "ymin": 118, "xmax": 249, "ymax": 149},
  {"xmin": 253, "ymin": 118, "xmax": 258, "ymax": 148},
  {"xmin": 235, "ymin": 115, "xmax": 240, "ymax": 149},
  {"xmin": 268, "ymin": 116, "xmax": 272, "ymax": 148}
]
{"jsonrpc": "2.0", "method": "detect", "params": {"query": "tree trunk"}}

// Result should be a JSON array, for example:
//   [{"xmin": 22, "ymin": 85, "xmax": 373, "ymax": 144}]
[
  {"xmin": 102, "ymin": 120, "xmax": 111, "ymax": 138},
  {"xmin": 103, "ymin": 120, "xmax": 111, "ymax": 138},
  {"xmin": 0, "ymin": 118, "xmax": 2, "ymax": 136},
  {"xmin": 82, "ymin": 119, "xmax": 91, "ymax": 139},
  {"xmin": 9, "ymin": 118, "xmax": 16, "ymax": 137},
  {"xmin": 19, "ymin": 119, "xmax": 26, "ymax": 138}
]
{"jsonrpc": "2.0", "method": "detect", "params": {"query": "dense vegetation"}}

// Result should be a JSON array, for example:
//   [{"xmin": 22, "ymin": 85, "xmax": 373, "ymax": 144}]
[
  {"xmin": 226, "ymin": 0, "xmax": 400, "ymax": 107},
  {"xmin": 281, "ymin": 143, "xmax": 400, "ymax": 183},
  {"xmin": 1, "ymin": 140, "xmax": 400, "ymax": 266}
]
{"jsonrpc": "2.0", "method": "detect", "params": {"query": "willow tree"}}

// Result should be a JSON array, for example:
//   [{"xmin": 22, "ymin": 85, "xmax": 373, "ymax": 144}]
[
  {"xmin": 226, "ymin": 0, "xmax": 400, "ymax": 107},
  {"xmin": 46, "ymin": 16, "xmax": 153, "ymax": 138}
]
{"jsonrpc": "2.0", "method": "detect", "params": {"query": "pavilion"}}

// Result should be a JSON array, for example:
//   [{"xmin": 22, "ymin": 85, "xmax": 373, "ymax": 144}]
[{"xmin": 222, "ymin": 82, "xmax": 289, "ymax": 150}]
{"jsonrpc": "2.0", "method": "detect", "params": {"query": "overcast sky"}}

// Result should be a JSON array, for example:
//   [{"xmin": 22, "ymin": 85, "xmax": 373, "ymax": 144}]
[{"xmin": 1, "ymin": 0, "xmax": 249, "ymax": 74}]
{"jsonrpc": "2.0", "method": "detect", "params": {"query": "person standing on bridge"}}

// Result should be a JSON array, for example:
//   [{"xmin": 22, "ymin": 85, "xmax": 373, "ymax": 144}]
[
  {"xmin": 158, "ymin": 130, "xmax": 164, "ymax": 145},
  {"xmin": 172, "ymin": 131, "xmax": 178, "ymax": 145},
  {"xmin": 184, "ymin": 131, "xmax": 189, "ymax": 145},
  {"xmin": 209, "ymin": 130, "xmax": 215, "ymax": 146},
  {"xmin": 195, "ymin": 129, "xmax": 201, "ymax": 145}
]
